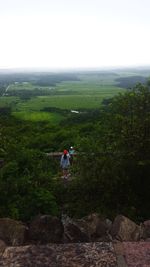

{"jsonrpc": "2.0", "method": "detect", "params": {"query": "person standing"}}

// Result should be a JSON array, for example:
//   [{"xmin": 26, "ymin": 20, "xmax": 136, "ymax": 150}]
[
  {"xmin": 69, "ymin": 146, "xmax": 75, "ymax": 165},
  {"xmin": 60, "ymin": 150, "xmax": 70, "ymax": 179}
]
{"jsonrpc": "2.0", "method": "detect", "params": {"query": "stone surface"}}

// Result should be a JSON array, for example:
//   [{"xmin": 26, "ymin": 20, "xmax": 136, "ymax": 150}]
[
  {"xmin": 144, "ymin": 220, "xmax": 150, "ymax": 238},
  {"xmin": 114, "ymin": 242, "xmax": 128, "ymax": 267},
  {"xmin": 83, "ymin": 213, "xmax": 111, "ymax": 241},
  {"xmin": 0, "ymin": 218, "xmax": 28, "ymax": 246},
  {"xmin": 62, "ymin": 213, "xmax": 111, "ymax": 243},
  {"xmin": 110, "ymin": 215, "xmax": 141, "ymax": 241},
  {"xmin": 62, "ymin": 215, "xmax": 90, "ymax": 242},
  {"xmin": 29, "ymin": 215, "xmax": 64, "ymax": 244},
  {"xmin": 0, "ymin": 241, "xmax": 150, "ymax": 266},
  {"xmin": 0, "ymin": 242, "xmax": 117, "ymax": 267},
  {"xmin": 123, "ymin": 242, "xmax": 150, "ymax": 267},
  {"xmin": 0, "ymin": 240, "xmax": 7, "ymax": 257}
]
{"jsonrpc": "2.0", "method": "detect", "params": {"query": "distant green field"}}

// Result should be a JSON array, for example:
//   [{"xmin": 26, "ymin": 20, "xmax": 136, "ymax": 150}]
[
  {"xmin": 0, "ymin": 74, "xmax": 127, "ymax": 122},
  {"xmin": 16, "ymin": 95, "xmax": 102, "ymax": 110},
  {"xmin": 15, "ymin": 89, "xmax": 123, "ymax": 111},
  {"xmin": 12, "ymin": 111, "xmax": 63, "ymax": 123},
  {"xmin": 55, "ymin": 82, "xmax": 123, "ymax": 95}
]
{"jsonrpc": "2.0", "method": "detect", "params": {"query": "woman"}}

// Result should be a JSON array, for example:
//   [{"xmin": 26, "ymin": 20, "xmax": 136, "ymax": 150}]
[{"xmin": 60, "ymin": 150, "xmax": 70, "ymax": 179}]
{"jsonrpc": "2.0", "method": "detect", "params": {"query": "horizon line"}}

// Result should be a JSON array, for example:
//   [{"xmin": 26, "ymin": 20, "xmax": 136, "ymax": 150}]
[{"xmin": 0, "ymin": 65, "xmax": 150, "ymax": 73}]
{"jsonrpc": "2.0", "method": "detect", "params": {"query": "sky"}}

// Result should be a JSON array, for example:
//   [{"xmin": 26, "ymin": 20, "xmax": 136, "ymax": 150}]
[{"xmin": 0, "ymin": 0, "xmax": 150, "ymax": 70}]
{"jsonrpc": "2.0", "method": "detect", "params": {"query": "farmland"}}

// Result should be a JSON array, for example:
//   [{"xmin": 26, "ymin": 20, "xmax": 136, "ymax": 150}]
[
  {"xmin": 12, "ymin": 111, "xmax": 63, "ymax": 123},
  {"xmin": 0, "ymin": 69, "xmax": 149, "ymax": 122}
]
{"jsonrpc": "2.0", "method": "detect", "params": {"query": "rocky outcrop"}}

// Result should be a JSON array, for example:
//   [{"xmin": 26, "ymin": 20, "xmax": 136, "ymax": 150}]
[
  {"xmin": 0, "ymin": 242, "xmax": 117, "ymax": 267},
  {"xmin": 0, "ymin": 218, "xmax": 28, "ymax": 246},
  {"xmin": 110, "ymin": 215, "xmax": 142, "ymax": 241},
  {"xmin": 1, "ymin": 241, "xmax": 150, "ymax": 267},
  {"xmin": 0, "ymin": 214, "xmax": 150, "ymax": 246},
  {"xmin": 83, "ymin": 213, "xmax": 112, "ymax": 241},
  {"xmin": 62, "ymin": 215, "xmax": 90, "ymax": 242},
  {"xmin": 0, "ymin": 215, "xmax": 150, "ymax": 266},
  {"xmin": 29, "ymin": 215, "xmax": 64, "ymax": 244},
  {"xmin": 62, "ymin": 213, "xmax": 112, "ymax": 243}
]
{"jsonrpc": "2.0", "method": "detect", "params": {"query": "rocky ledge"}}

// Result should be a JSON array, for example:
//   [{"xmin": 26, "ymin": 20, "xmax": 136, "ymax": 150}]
[
  {"xmin": 0, "ymin": 214, "xmax": 150, "ymax": 266},
  {"xmin": 0, "ymin": 214, "xmax": 150, "ymax": 246},
  {"xmin": 0, "ymin": 241, "xmax": 150, "ymax": 267},
  {"xmin": 0, "ymin": 242, "xmax": 116, "ymax": 267}
]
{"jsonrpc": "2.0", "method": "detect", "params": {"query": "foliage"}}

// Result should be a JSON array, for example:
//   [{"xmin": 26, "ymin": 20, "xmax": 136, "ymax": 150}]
[
  {"xmin": 115, "ymin": 76, "xmax": 148, "ymax": 88},
  {"xmin": 0, "ymin": 119, "xmax": 60, "ymax": 220},
  {"xmin": 0, "ymin": 81, "xmax": 150, "ymax": 222},
  {"xmin": 65, "ymin": 84, "xmax": 150, "ymax": 221}
]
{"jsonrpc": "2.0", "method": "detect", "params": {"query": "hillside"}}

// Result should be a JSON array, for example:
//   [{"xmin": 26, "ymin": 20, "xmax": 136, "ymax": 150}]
[{"xmin": 0, "ymin": 77, "xmax": 150, "ymax": 222}]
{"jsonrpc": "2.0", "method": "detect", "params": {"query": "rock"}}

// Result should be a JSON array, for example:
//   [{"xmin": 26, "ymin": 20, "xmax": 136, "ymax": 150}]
[
  {"xmin": 62, "ymin": 215, "xmax": 89, "ymax": 242},
  {"xmin": 62, "ymin": 213, "xmax": 112, "ymax": 243},
  {"xmin": 106, "ymin": 218, "xmax": 113, "ymax": 231},
  {"xmin": 110, "ymin": 215, "xmax": 141, "ymax": 241},
  {"xmin": 0, "ymin": 240, "xmax": 6, "ymax": 256},
  {"xmin": 138, "ymin": 223, "xmax": 146, "ymax": 240},
  {"xmin": 64, "ymin": 222, "xmax": 89, "ymax": 243},
  {"xmin": 0, "ymin": 242, "xmax": 117, "ymax": 267},
  {"xmin": 0, "ymin": 218, "xmax": 28, "ymax": 246},
  {"xmin": 144, "ymin": 220, "xmax": 150, "ymax": 237},
  {"xmin": 83, "ymin": 213, "xmax": 112, "ymax": 241},
  {"xmin": 29, "ymin": 215, "xmax": 64, "ymax": 244}
]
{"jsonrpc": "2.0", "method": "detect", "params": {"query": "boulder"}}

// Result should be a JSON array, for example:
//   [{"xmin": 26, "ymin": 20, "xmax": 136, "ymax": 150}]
[
  {"xmin": 29, "ymin": 215, "xmax": 64, "ymax": 244},
  {"xmin": 62, "ymin": 213, "xmax": 112, "ymax": 243},
  {"xmin": 62, "ymin": 215, "xmax": 89, "ymax": 242},
  {"xmin": 0, "ymin": 218, "xmax": 28, "ymax": 246},
  {"xmin": 143, "ymin": 220, "xmax": 150, "ymax": 238},
  {"xmin": 110, "ymin": 215, "xmax": 141, "ymax": 241},
  {"xmin": 83, "ymin": 213, "xmax": 112, "ymax": 241}
]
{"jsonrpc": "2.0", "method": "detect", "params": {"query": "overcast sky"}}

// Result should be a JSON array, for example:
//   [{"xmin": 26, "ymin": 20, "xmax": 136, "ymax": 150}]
[{"xmin": 0, "ymin": 0, "xmax": 150, "ymax": 69}]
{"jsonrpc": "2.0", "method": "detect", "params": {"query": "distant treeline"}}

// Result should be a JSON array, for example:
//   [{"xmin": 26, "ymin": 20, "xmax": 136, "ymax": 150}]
[
  {"xmin": 115, "ymin": 76, "xmax": 149, "ymax": 88},
  {"xmin": 33, "ymin": 74, "xmax": 80, "ymax": 86},
  {"xmin": 7, "ymin": 88, "xmax": 54, "ymax": 100},
  {"xmin": 0, "ymin": 73, "xmax": 80, "ymax": 86}
]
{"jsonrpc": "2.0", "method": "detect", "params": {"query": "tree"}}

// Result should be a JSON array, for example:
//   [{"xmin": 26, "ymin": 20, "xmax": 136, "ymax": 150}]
[{"xmin": 71, "ymin": 84, "xmax": 150, "ymax": 220}]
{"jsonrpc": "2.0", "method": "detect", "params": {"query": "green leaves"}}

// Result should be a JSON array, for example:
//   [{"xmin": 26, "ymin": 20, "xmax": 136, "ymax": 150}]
[
  {"xmin": 66, "ymin": 84, "xmax": 150, "ymax": 219},
  {"xmin": 0, "ymin": 83, "xmax": 150, "ymax": 221}
]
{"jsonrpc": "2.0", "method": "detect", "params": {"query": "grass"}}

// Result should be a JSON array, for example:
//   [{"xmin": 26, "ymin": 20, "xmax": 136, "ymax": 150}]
[
  {"xmin": 12, "ymin": 111, "xmax": 63, "ymax": 123},
  {"xmin": 55, "ymin": 82, "xmax": 123, "ymax": 94},
  {"xmin": 0, "ymin": 74, "xmax": 127, "ymax": 122},
  {"xmin": 16, "ymin": 95, "xmax": 102, "ymax": 110},
  {"xmin": 16, "ymin": 87, "xmax": 125, "ymax": 111}
]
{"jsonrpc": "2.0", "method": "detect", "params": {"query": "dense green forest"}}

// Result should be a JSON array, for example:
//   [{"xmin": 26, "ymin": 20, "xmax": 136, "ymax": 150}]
[{"xmin": 0, "ymin": 81, "xmax": 150, "ymax": 222}]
